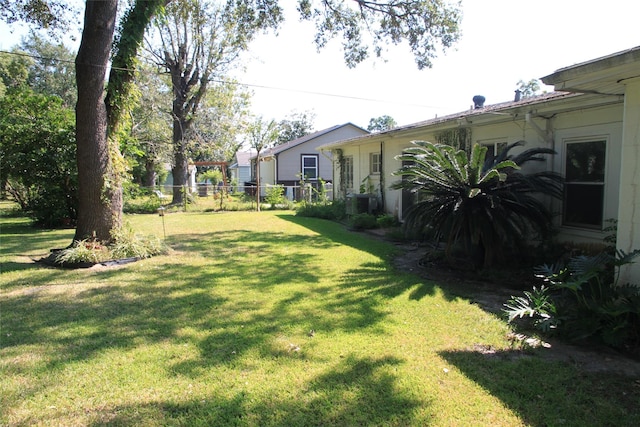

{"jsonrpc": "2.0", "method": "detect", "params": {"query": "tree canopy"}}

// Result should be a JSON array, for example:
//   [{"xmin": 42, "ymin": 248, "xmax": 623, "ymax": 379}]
[
  {"xmin": 276, "ymin": 111, "xmax": 316, "ymax": 144},
  {"xmin": 2, "ymin": 0, "xmax": 463, "ymax": 243},
  {"xmin": 367, "ymin": 115, "xmax": 397, "ymax": 132},
  {"xmin": 299, "ymin": 0, "xmax": 461, "ymax": 69}
]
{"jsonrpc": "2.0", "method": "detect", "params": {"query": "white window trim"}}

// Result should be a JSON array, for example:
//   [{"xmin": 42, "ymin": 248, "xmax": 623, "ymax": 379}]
[
  {"xmin": 370, "ymin": 152, "xmax": 381, "ymax": 175},
  {"xmin": 562, "ymin": 137, "xmax": 608, "ymax": 230},
  {"xmin": 301, "ymin": 154, "xmax": 318, "ymax": 180}
]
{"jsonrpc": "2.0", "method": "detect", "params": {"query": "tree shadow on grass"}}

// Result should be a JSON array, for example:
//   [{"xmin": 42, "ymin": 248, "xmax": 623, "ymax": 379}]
[
  {"xmin": 439, "ymin": 349, "xmax": 640, "ymax": 426},
  {"xmin": 3, "ymin": 214, "xmax": 440, "ymax": 425},
  {"xmin": 89, "ymin": 355, "xmax": 422, "ymax": 426},
  {"xmin": 2, "ymin": 224, "xmax": 425, "ymax": 405},
  {"xmin": 279, "ymin": 214, "xmax": 461, "ymax": 303}
]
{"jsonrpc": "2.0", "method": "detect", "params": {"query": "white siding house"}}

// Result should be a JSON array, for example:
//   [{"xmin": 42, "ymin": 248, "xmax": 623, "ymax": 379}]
[
  {"xmin": 252, "ymin": 123, "xmax": 369, "ymax": 199},
  {"xmin": 318, "ymin": 47, "xmax": 640, "ymax": 285},
  {"xmin": 228, "ymin": 150, "xmax": 254, "ymax": 192}
]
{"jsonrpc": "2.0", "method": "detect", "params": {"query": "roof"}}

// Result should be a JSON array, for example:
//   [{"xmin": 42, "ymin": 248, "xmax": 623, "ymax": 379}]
[
  {"xmin": 252, "ymin": 123, "xmax": 368, "ymax": 159},
  {"xmin": 542, "ymin": 46, "xmax": 640, "ymax": 96},
  {"xmin": 317, "ymin": 91, "xmax": 580, "ymax": 151},
  {"xmin": 229, "ymin": 150, "xmax": 255, "ymax": 168}
]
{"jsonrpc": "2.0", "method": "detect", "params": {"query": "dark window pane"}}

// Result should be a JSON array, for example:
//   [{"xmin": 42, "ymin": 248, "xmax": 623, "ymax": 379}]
[
  {"xmin": 566, "ymin": 141, "xmax": 606, "ymax": 182},
  {"xmin": 563, "ymin": 184, "xmax": 604, "ymax": 228}
]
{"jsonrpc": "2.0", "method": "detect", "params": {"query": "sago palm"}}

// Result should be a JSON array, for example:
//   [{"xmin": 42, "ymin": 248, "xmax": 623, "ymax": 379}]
[{"xmin": 392, "ymin": 140, "xmax": 563, "ymax": 268}]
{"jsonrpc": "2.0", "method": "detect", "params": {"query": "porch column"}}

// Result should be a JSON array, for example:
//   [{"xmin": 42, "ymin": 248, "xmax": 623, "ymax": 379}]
[{"xmin": 618, "ymin": 77, "xmax": 640, "ymax": 285}]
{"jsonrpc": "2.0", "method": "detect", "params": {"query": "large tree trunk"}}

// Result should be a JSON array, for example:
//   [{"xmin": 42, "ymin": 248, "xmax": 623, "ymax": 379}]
[
  {"xmin": 74, "ymin": 0, "xmax": 122, "ymax": 242},
  {"xmin": 171, "ymin": 116, "xmax": 189, "ymax": 205},
  {"xmin": 144, "ymin": 159, "xmax": 157, "ymax": 188}
]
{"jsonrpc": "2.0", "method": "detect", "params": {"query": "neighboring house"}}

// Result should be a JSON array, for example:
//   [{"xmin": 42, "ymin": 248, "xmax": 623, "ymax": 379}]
[
  {"xmin": 161, "ymin": 163, "xmax": 197, "ymax": 194},
  {"xmin": 318, "ymin": 47, "xmax": 640, "ymax": 285},
  {"xmin": 228, "ymin": 150, "xmax": 255, "ymax": 192},
  {"xmin": 251, "ymin": 123, "xmax": 369, "ymax": 199}
]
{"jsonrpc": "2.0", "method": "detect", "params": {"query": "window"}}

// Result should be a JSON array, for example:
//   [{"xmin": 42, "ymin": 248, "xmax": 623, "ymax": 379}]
[
  {"xmin": 370, "ymin": 152, "xmax": 381, "ymax": 174},
  {"xmin": 484, "ymin": 141, "xmax": 508, "ymax": 164},
  {"xmin": 563, "ymin": 140, "xmax": 606, "ymax": 228},
  {"xmin": 301, "ymin": 155, "xmax": 318, "ymax": 180},
  {"xmin": 343, "ymin": 155, "xmax": 354, "ymax": 192}
]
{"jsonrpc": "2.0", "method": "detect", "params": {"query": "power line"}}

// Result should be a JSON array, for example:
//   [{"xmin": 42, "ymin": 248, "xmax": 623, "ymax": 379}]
[{"xmin": 0, "ymin": 48, "xmax": 441, "ymax": 110}]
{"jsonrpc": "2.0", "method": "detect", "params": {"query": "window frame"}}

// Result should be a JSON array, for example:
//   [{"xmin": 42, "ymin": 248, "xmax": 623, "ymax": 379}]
[
  {"xmin": 481, "ymin": 140, "xmax": 508, "ymax": 164},
  {"xmin": 301, "ymin": 154, "xmax": 319, "ymax": 180},
  {"xmin": 370, "ymin": 152, "xmax": 381, "ymax": 175},
  {"xmin": 562, "ymin": 138, "xmax": 607, "ymax": 230}
]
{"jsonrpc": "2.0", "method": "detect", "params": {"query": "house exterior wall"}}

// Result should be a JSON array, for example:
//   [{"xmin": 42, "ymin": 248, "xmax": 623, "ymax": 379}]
[
  {"xmin": 618, "ymin": 77, "xmax": 640, "ymax": 284},
  {"xmin": 275, "ymin": 125, "xmax": 367, "ymax": 183},
  {"xmin": 257, "ymin": 157, "xmax": 276, "ymax": 196},
  {"xmin": 328, "ymin": 94, "xmax": 626, "ymax": 249}
]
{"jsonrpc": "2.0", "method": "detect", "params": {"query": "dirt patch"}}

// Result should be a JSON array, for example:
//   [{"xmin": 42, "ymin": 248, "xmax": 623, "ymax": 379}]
[{"xmin": 379, "ymin": 234, "xmax": 640, "ymax": 377}]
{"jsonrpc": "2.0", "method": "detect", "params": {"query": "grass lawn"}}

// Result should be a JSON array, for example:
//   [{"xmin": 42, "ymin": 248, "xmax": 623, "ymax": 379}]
[{"xmin": 1, "ymin": 206, "xmax": 639, "ymax": 426}]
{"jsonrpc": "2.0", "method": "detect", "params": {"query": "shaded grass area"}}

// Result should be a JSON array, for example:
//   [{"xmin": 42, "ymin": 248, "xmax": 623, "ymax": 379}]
[{"xmin": 1, "ymin": 209, "xmax": 639, "ymax": 426}]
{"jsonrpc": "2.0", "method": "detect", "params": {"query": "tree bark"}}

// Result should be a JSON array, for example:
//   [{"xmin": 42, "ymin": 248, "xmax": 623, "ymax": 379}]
[
  {"xmin": 144, "ymin": 160, "xmax": 157, "ymax": 188},
  {"xmin": 74, "ymin": 0, "xmax": 121, "ymax": 242},
  {"xmin": 171, "ymin": 115, "xmax": 189, "ymax": 204}
]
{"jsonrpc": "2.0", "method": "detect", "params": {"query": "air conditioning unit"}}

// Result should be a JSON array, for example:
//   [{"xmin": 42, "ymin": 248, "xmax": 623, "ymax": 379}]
[{"xmin": 346, "ymin": 194, "xmax": 378, "ymax": 215}]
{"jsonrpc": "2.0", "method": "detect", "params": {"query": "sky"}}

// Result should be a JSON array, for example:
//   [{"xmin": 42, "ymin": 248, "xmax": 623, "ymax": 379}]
[
  {"xmin": 2, "ymin": 0, "xmax": 640, "ymax": 131},
  {"xmin": 234, "ymin": 0, "xmax": 640, "ymax": 129}
]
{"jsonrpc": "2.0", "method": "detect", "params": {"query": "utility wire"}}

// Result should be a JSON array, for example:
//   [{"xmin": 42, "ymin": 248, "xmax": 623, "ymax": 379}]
[{"xmin": 0, "ymin": 48, "xmax": 441, "ymax": 110}]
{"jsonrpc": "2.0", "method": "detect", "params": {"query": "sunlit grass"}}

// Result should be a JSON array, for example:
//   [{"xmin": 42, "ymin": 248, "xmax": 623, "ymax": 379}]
[{"xmin": 1, "ymin": 206, "xmax": 638, "ymax": 426}]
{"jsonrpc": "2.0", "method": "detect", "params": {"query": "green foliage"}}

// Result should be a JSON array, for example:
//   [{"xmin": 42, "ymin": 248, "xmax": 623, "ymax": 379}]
[
  {"xmin": 505, "ymin": 249, "xmax": 640, "ymax": 348},
  {"xmin": 392, "ymin": 140, "xmax": 563, "ymax": 268},
  {"xmin": 109, "ymin": 224, "xmax": 167, "ymax": 260},
  {"xmin": 517, "ymin": 79, "xmax": 542, "ymax": 99},
  {"xmin": 0, "ymin": 0, "xmax": 76, "ymax": 32},
  {"xmin": 367, "ymin": 115, "xmax": 397, "ymax": 133},
  {"xmin": 376, "ymin": 214, "xmax": 399, "ymax": 228},
  {"xmin": 264, "ymin": 184, "xmax": 285, "ymax": 207},
  {"xmin": 53, "ymin": 225, "xmax": 167, "ymax": 265},
  {"xmin": 276, "ymin": 110, "xmax": 315, "ymax": 144},
  {"xmin": 106, "ymin": 0, "xmax": 165, "ymax": 135},
  {"xmin": 0, "ymin": 86, "xmax": 77, "ymax": 227},
  {"xmin": 123, "ymin": 194, "xmax": 161, "ymax": 214},
  {"xmin": 296, "ymin": 199, "xmax": 346, "ymax": 221},
  {"xmin": 504, "ymin": 286, "xmax": 559, "ymax": 333},
  {"xmin": 20, "ymin": 33, "xmax": 77, "ymax": 107},
  {"xmin": 349, "ymin": 213, "xmax": 378, "ymax": 230},
  {"xmin": 54, "ymin": 239, "xmax": 111, "ymax": 264},
  {"xmin": 200, "ymin": 169, "xmax": 224, "ymax": 185},
  {"xmin": 298, "ymin": 0, "xmax": 461, "ymax": 69},
  {"xmin": 0, "ymin": 49, "xmax": 31, "ymax": 92}
]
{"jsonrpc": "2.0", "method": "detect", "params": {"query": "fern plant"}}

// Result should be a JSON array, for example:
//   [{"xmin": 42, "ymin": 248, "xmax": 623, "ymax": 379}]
[{"xmin": 505, "ymin": 249, "xmax": 640, "ymax": 347}]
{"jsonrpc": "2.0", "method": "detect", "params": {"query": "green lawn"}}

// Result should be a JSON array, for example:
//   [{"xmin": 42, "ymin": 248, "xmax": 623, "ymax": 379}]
[{"xmin": 1, "ymin": 208, "xmax": 638, "ymax": 426}]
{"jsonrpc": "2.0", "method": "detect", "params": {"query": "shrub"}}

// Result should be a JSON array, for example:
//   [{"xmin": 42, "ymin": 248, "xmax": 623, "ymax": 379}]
[
  {"xmin": 1, "ymin": 88, "xmax": 78, "ymax": 227},
  {"xmin": 296, "ymin": 200, "xmax": 346, "ymax": 221},
  {"xmin": 392, "ymin": 141, "xmax": 563, "ymax": 268},
  {"xmin": 124, "ymin": 194, "xmax": 162, "ymax": 214},
  {"xmin": 265, "ymin": 184, "xmax": 286, "ymax": 207},
  {"xmin": 504, "ymin": 249, "xmax": 640, "ymax": 348},
  {"xmin": 110, "ymin": 225, "xmax": 167, "ymax": 259},
  {"xmin": 376, "ymin": 214, "xmax": 399, "ymax": 228},
  {"xmin": 54, "ymin": 239, "xmax": 111, "ymax": 264},
  {"xmin": 349, "ymin": 213, "xmax": 378, "ymax": 230},
  {"xmin": 53, "ymin": 226, "xmax": 167, "ymax": 266}
]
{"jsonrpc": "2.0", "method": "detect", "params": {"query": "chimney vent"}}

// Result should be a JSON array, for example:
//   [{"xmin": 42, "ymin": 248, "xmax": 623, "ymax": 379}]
[
  {"xmin": 472, "ymin": 95, "xmax": 485, "ymax": 109},
  {"xmin": 514, "ymin": 89, "xmax": 522, "ymax": 102}
]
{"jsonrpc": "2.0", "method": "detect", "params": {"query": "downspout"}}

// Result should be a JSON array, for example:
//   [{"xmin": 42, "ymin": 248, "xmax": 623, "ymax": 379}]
[
  {"xmin": 525, "ymin": 112, "xmax": 556, "ymax": 171},
  {"xmin": 274, "ymin": 153, "xmax": 278, "ymax": 184}
]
